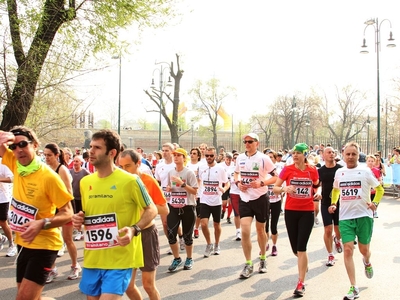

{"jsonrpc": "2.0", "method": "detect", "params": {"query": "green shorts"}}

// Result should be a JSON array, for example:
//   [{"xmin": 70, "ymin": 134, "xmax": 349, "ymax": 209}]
[{"xmin": 339, "ymin": 217, "xmax": 374, "ymax": 245}]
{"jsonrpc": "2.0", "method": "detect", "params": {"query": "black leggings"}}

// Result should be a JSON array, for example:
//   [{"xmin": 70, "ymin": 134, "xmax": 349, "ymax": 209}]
[
  {"xmin": 167, "ymin": 204, "xmax": 196, "ymax": 246},
  {"xmin": 284, "ymin": 209, "xmax": 314, "ymax": 254},
  {"xmin": 266, "ymin": 200, "xmax": 282, "ymax": 235}
]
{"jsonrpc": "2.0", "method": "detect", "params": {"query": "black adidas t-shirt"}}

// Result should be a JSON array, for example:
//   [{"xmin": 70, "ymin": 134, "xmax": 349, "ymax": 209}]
[{"xmin": 318, "ymin": 164, "xmax": 343, "ymax": 206}]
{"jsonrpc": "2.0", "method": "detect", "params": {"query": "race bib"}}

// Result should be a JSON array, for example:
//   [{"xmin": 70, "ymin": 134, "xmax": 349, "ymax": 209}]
[
  {"xmin": 162, "ymin": 187, "xmax": 171, "ymax": 202},
  {"xmin": 339, "ymin": 181, "xmax": 362, "ymax": 201},
  {"xmin": 9, "ymin": 198, "xmax": 38, "ymax": 232},
  {"xmin": 170, "ymin": 191, "xmax": 187, "ymax": 208},
  {"xmin": 84, "ymin": 213, "xmax": 119, "ymax": 250},
  {"xmin": 203, "ymin": 180, "xmax": 219, "ymax": 196},
  {"xmin": 240, "ymin": 171, "xmax": 259, "ymax": 186},
  {"xmin": 267, "ymin": 185, "xmax": 277, "ymax": 200},
  {"xmin": 290, "ymin": 178, "xmax": 312, "ymax": 199}
]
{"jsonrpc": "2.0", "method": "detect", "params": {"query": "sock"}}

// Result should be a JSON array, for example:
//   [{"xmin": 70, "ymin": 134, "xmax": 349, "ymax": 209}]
[
  {"xmin": 260, "ymin": 254, "xmax": 266, "ymax": 260},
  {"xmin": 246, "ymin": 260, "xmax": 253, "ymax": 266}
]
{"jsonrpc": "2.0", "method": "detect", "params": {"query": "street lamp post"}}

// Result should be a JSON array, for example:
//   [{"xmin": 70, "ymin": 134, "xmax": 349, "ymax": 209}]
[
  {"xmin": 361, "ymin": 17, "xmax": 396, "ymax": 152},
  {"xmin": 305, "ymin": 116, "xmax": 310, "ymax": 146},
  {"xmin": 151, "ymin": 62, "xmax": 172, "ymax": 150},
  {"xmin": 366, "ymin": 115, "xmax": 371, "ymax": 154},
  {"xmin": 112, "ymin": 55, "xmax": 122, "ymax": 135},
  {"xmin": 291, "ymin": 97, "xmax": 296, "ymax": 148}
]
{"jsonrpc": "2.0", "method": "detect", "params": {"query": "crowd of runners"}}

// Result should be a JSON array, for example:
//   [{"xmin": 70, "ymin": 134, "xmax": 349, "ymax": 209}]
[{"xmin": 0, "ymin": 127, "xmax": 384, "ymax": 300}]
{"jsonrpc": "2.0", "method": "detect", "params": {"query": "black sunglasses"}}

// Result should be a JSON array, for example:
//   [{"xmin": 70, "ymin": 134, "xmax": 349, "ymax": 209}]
[
  {"xmin": 9, "ymin": 140, "xmax": 32, "ymax": 150},
  {"xmin": 205, "ymin": 154, "xmax": 215, "ymax": 158},
  {"xmin": 243, "ymin": 140, "xmax": 255, "ymax": 144}
]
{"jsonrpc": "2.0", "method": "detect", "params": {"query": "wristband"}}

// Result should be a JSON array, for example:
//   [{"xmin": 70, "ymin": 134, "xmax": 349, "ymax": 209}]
[{"xmin": 235, "ymin": 181, "xmax": 240, "ymax": 186}]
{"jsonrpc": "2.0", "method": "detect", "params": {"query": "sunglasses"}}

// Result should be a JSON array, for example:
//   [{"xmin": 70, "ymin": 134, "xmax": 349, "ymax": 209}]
[
  {"xmin": 9, "ymin": 140, "xmax": 32, "ymax": 150},
  {"xmin": 205, "ymin": 154, "xmax": 215, "ymax": 158},
  {"xmin": 243, "ymin": 140, "xmax": 255, "ymax": 144}
]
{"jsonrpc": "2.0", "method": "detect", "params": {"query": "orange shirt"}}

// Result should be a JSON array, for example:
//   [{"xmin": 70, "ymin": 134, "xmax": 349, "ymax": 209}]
[{"xmin": 140, "ymin": 173, "xmax": 167, "ymax": 206}]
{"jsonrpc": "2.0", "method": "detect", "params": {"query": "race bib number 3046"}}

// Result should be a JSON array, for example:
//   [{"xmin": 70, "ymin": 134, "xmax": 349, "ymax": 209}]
[
  {"xmin": 84, "ymin": 213, "xmax": 119, "ymax": 250},
  {"xmin": 9, "ymin": 198, "xmax": 38, "ymax": 232}
]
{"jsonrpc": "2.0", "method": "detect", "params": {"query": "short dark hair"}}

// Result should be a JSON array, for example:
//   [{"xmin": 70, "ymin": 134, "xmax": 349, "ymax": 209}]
[
  {"xmin": 92, "ymin": 129, "xmax": 121, "ymax": 162},
  {"xmin": 190, "ymin": 147, "xmax": 201, "ymax": 162}
]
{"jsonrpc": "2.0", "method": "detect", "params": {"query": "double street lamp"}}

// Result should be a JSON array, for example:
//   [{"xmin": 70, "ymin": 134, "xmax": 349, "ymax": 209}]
[
  {"xmin": 360, "ymin": 18, "xmax": 396, "ymax": 152},
  {"xmin": 151, "ymin": 62, "xmax": 172, "ymax": 150}
]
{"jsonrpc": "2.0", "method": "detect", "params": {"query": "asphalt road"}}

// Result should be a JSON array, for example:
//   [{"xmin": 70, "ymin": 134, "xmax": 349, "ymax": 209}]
[{"xmin": 1, "ymin": 196, "xmax": 400, "ymax": 300}]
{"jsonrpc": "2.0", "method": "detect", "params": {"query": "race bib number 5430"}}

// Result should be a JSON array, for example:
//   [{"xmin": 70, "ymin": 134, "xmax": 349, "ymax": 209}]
[{"xmin": 84, "ymin": 213, "xmax": 119, "ymax": 250}]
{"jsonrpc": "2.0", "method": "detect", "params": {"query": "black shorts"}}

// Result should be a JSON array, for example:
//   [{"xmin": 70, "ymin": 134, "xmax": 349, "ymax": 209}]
[
  {"xmin": 239, "ymin": 193, "xmax": 269, "ymax": 223},
  {"xmin": 200, "ymin": 203, "xmax": 222, "ymax": 223},
  {"xmin": 74, "ymin": 199, "xmax": 82, "ymax": 214},
  {"xmin": 140, "ymin": 224, "xmax": 160, "ymax": 272},
  {"xmin": 16, "ymin": 246, "xmax": 58, "ymax": 285},
  {"xmin": 321, "ymin": 203, "xmax": 340, "ymax": 227},
  {"xmin": 222, "ymin": 188, "xmax": 230, "ymax": 200},
  {"xmin": 0, "ymin": 202, "xmax": 9, "ymax": 221}
]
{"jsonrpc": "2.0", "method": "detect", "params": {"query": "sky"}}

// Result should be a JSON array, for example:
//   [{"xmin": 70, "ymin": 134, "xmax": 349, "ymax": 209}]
[{"xmin": 78, "ymin": 0, "xmax": 400, "ymax": 129}]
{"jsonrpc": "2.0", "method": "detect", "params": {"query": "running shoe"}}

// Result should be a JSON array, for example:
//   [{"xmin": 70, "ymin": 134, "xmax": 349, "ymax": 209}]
[
  {"xmin": 46, "ymin": 267, "xmax": 59, "ymax": 284},
  {"xmin": 334, "ymin": 236, "xmax": 343, "ymax": 253},
  {"xmin": 373, "ymin": 211, "xmax": 378, "ymax": 218},
  {"xmin": 293, "ymin": 280, "xmax": 305, "ymax": 297},
  {"xmin": 213, "ymin": 244, "xmax": 220, "ymax": 255},
  {"xmin": 166, "ymin": 248, "xmax": 173, "ymax": 255},
  {"xmin": 193, "ymin": 228, "xmax": 199, "ymax": 238},
  {"xmin": 235, "ymin": 231, "xmax": 242, "ymax": 241},
  {"xmin": 74, "ymin": 231, "xmax": 83, "ymax": 241},
  {"xmin": 239, "ymin": 264, "xmax": 253, "ymax": 279},
  {"xmin": 343, "ymin": 285, "xmax": 359, "ymax": 300},
  {"xmin": 326, "ymin": 254, "xmax": 335, "ymax": 267},
  {"xmin": 179, "ymin": 237, "xmax": 185, "ymax": 251},
  {"xmin": 57, "ymin": 244, "xmax": 66, "ymax": 257},
  {"xmin": 204, "ymin": 244, "xmax": 214, "ymax": 257},
  {"xmin": 6, "ymin": 245, "xmax": 17, "ymax": 257},
  {"xmin": 227, "ymin": 217, "xmax": 231, "ymax": 224},
  {"xmin": 271, "ymin": 245, "xmax": 278, "ymax": 256},
  {"xmin": 67, "ymin": 263, "xmax": 82, "ymax": 280},
  {"xmin": 258, "ymin": 259, "xmax": 267, "ymax": 273},
  {"xmin": 314, "ymin": 217, "xmax": 319, "ymax": 225},
  {"xmin": 0, "ymin": 235, "xmax": 7, "ymax": 251},
  {"xmin": 183, "ymin": 258, "xmax": 193, "ymax": 270},
  {"xmin": 168, "ymin": 257, "xmax": 183, "ymax": 272},
  {"xmin": 221, "ymin": 210, "xmax": 225, "ymax": 219},
  {"xmin": 363, "ymin": 258, "xmax": 373, "ymax": 279}
]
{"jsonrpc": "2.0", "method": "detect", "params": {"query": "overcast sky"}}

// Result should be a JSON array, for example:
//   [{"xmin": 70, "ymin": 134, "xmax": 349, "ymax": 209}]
[{"xmin": 79, "ymin": 0, "xmax": 400, "ymax": 128}]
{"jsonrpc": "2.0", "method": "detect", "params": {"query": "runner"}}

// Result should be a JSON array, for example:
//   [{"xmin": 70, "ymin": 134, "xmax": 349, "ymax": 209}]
[
  {"xmin": 0, "ymin": 126, "xmax": 73, "ymax": 299},
  {"xmin": 119, "ymin": 149, "xmax": 169, "ymax": 300},
  {"xmin": 330, "ymin": 142, "xmax": 384, "ymax": 300},
  {"xmin": 198, "ymin": 147, "xmax": 229, "ymax": 257},
  {"xmin": 72, "ymin": 129, "xmax": 157, "ymax": 299},
  {"xmin": 234, "ymin": 133, "xmax": 276, "ymax": 279}
]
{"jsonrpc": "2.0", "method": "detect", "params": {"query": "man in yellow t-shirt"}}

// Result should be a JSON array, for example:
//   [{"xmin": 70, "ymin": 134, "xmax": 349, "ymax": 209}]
[
  {"xmin": 72, "ymin": 129, "xmax": 157, "ymax": 300},
  {"xmin": 0, "ymin": 126, "xmax": 73, "ymax": 299}
]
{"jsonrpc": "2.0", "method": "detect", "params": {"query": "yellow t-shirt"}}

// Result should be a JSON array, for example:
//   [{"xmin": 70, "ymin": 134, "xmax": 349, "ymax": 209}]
[
  {"xmin": 80, "ymin": 168, "xmax": 152, "ymax": 269},
  {"xmin": 2, "ymin": 149, "xmax": 73, "ymax": 250}
]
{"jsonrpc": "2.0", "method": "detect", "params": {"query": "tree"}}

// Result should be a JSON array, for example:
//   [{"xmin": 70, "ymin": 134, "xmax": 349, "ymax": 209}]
[
  {"xmin": 0, "ymin": 0, "xmax": 176, "ymax": 130},
  {"xmin": 320, "ymin": 85, "xmax": 370, "ymax": 149},
  {"xmin": 190, "ymin": 78, "xmax": 235, "ymax": 148},
  {"xmin": 144, "ymin": 53, "xmax": 184, "ymax": 144}
]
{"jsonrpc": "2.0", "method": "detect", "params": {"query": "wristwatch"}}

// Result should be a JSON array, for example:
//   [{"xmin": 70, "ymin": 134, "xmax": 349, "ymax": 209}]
[
  {"xmin": 131, "ymin": 224, "xmax": 142, "ymax": 236},
  {"xmin": 260, "ymin": 180, "xmax": 265, "ymax": 187},
  {"xmin": 181, "ymin": 182, "xmax": 187, "ymax": 188},
  {"xmin": 42, "ymin": 218, "xmax": 51, "ymax": 230}
]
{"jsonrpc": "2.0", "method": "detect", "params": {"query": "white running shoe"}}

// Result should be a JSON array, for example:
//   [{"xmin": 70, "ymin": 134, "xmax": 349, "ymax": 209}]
[
  {"xmin": 235, "ymin": 231, "xmax": 242, "ymax": 241},
  {"xmin": 0, "ymin": 235, "xmax": 8, "ymax": 251},
  {"xmin": 57, "ymin": 244, "xmax": 66, "ymax": 257},
  {"xmin": 67, "ymin": 263, "xmax": 82, "ymax": 280},
  {"xmin": 74, "ymin": 232, "xmax": 83, "ymax": 241},
  {"xmin": 46, "ymin": 267, "xmax": 59, "ymax": 284},
  {"xmin": 6, "ymin": 245, "xmax": 17, "ymax": 257}
]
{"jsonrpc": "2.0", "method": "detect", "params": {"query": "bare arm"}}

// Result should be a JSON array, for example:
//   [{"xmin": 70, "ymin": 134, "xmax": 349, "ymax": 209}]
[{"xmin": 59, "ymin": 166, "xmax": 73, "ymax": 194}]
